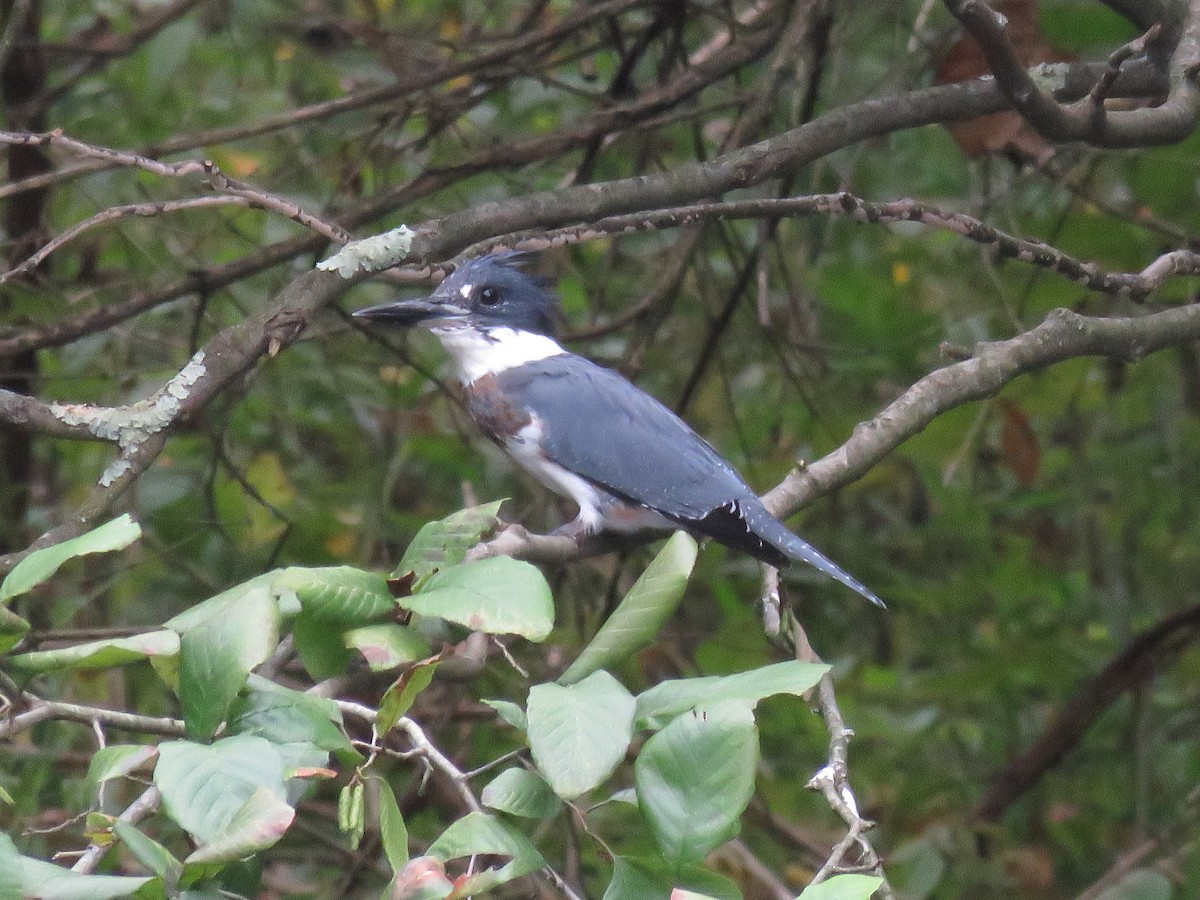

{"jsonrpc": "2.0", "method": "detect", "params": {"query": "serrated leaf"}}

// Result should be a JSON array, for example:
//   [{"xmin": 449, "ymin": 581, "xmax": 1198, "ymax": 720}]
[
  {"xmin": 482, "ymin": 767, "xmax": 563, "ymax": 818},
  {"xmin": 379, "ymin": 779, "xmax": 410, "ymax": 873},
  {"xmin": 87, "ymin": 745, "xmax": 159, "ymax": 790},
  {"xmin": 274, "ymin": 566, "xmax": 395, "ymax": 624},
  {"xmin": 154, "ymin": 736, "xmax": 288, "ymax": 844},
  {"xmin": 483, "ymin": 699, "xmax": 527, "ymax": 732},
  {"xmin": 344, "ymin": 623, "xmax": 430, "ymax": 671},
  {"xmin": 635, "ymin": 701, "xmax": 759, "ymax": 869},
  {"xmin": 0, "ymin": 514, "xmax": 141, "ymax": 604},
  {"xmin": 377, "ymin": 657, "xmax": 440, "ymax": 737},
  {"xmin": 397, "ymin": 501, "xmax": 506, "ymax": 585},
  {"xmin": 177, "ymin": 585, "xmax": 279, "ymax": 739},
  {"xmin": 527, "ymin": 670, "xmax": 635, "ymax": 799},
  {"xmin": 797, "ymin": 873, "xmax": 885, "ymax": 900},
  {"xmin": 184, "ymin": 787, "xmax": 295, "ymax": 864},
  {"xmin": 7, "ymin": 630, "xmax": 179, "ymax": 673},
  {"xmin": 560, "ymin": 532, "xmax": 696, "ymax": 685},
  {"xmin": 635, "ymin": 660, "xmax": 829, "ymax": 728},
  {"xmin": 399, "ymin": 557, "xmax": 554, "ymax": 641},
  {"xmin": 112, "ymin": 821, "xmax": 182, "ymax": 887},
  {"xmin": 427, "ymin": 812, "xmax": 545, "ymax": 889}
]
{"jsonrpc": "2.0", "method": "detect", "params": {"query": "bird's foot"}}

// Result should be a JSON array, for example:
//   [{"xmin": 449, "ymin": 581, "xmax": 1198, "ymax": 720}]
[{"xmin": 549, "ymin": 518, "xmax": 594, "ymax": 545}]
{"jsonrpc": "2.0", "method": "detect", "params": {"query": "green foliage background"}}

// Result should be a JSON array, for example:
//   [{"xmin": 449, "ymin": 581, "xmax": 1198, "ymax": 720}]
[{"xmin": 1, "ymin": 0, "xmax": 1198, "ymax": 898}]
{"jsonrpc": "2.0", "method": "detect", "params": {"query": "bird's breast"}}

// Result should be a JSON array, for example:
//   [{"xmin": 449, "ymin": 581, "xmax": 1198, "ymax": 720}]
[{"xmin": 464, "ymin": 374, "xmax": 533, "ymax": 444}]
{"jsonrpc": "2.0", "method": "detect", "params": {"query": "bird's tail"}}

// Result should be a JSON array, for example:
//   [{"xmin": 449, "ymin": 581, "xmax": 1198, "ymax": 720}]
[{"xmin": 744, "ymin": 504, "xmax": 885, "ymax": 607}]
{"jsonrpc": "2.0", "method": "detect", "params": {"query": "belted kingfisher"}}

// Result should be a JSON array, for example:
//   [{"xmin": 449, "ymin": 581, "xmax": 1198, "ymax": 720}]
[{"xmin": 354, "ymin": 252, "xmax": 882, "ymax": 606}]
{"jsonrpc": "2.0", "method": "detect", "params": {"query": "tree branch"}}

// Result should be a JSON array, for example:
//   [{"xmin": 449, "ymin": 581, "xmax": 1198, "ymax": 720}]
[
  {"xmin": 975, "ymin": 601, "xmax": 1200, "ymax": 822},
  {"xmin": 464, "ymin": 192, "xmax": 1200, "ymax": 300},
  {"xmin": 943, "ymin": 0, "xmax": 1199, "ymax": 147},
  {"xmin": 765, "ymin": 303, "xmax": 1200, "ymax": 519}
]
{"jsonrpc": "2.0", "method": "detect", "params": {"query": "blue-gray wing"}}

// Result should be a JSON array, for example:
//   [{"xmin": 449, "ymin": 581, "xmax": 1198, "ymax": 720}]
[
  {"xmin": 495, "ymin": 354, "xmax": 885, "ymax": 605},
  {"xmin": 494, "ymin": 354, "xmax": 754, "ymax": 520}
]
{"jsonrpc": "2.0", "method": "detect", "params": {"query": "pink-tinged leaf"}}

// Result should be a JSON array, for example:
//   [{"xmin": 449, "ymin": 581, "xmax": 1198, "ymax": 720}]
[
  {"xmin": 288, "ymin": 766, "xmax": 337, "ymax": 779},
  {"xmin": 184, "ymin": 787, "xmax": 295, "ymax": 864},
  {"xmin": 389, "ymin": 856, "xmax": 454, "ymax": 900}
]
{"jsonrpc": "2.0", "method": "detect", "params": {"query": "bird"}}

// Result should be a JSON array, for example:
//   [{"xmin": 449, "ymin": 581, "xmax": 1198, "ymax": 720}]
[{"xmin": 354, "ymin": 252, "xmax": 882, "ymax": 606}]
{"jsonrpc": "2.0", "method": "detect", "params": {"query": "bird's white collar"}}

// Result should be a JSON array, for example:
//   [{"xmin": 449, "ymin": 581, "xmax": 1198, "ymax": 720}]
[{"xmin": 430, "ymin": 326, "xmax": 566, "ymax": 384}]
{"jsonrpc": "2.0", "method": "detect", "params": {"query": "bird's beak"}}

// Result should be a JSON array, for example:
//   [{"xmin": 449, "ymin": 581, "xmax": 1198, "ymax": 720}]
[{"xmin": 352, "ymin": 298, "xmax": 466, "ymax": 328}]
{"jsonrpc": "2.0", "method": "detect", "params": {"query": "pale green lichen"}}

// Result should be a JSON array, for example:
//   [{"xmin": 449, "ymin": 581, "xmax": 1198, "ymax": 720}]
[
  {"xmin": 1029, "ymin": 62, "xmax": 1070, "ymax": 94},
  {"xmin": 51, "ymin": 351, "xmax": 207, "ymax": 486},
  {"xmin": 99, "ymin": 458, "xmax": 133, "ymax": 488},
  {"xmin": 316, "ymin": 225, "xmax": 415, "ymax": 277}
]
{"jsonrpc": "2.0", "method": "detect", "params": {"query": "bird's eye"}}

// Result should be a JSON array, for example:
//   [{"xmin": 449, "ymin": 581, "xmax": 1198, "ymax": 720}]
[{"xmin": 478, "ymin": 287, "xmax": 500, "ymax": 306}]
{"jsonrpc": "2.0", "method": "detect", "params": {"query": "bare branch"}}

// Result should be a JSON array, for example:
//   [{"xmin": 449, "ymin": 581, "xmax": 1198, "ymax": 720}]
[
  {"xmin": 765, "ymin": 302, "xmax": 1200, "ymax": 519},
  {"xmin": 465, "ymin": 192, "xmax": 1200, "ymax": 300},
  {"xmin": 792, "ymin": 618, "xmax": 893, "ymax": 896},
  {"xmin": 0, "ymin": 695, "xmax": 187, "ymax": 741},
  {"xmin": 943, "ymin": 0, "xmax": 1200, "ymax": 147},
  {"xmin": 70, "ymin": 786, "xmax": 162, "ymax": 874},
  {"xmin": 975, "ymin": 601, "xmax": 1200, "ymax": 822}
]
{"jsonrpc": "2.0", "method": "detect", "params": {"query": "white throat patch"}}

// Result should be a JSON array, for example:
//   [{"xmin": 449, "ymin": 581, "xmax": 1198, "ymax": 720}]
[{"xmin": 431, "ymin": 326, "xmax": 566, "ymax": 384}]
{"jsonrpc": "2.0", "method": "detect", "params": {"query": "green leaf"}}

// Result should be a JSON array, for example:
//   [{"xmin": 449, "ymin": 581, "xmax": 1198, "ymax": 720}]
[
  {"xmin": 527, "ymin": 670, "xmax": 635, "ymax": 799},
  {"xmin": 17, "ymin": 855, "xmax": 152, "ymax": 899},
  {"xmin": 601, "ymin": 856, "xmax": 742, "ymax": 900},
  {"xmin": 292, "ymin": 612, "xmax": 353, "ymax": 680},
  {"xmin": 397, "ymin": 500, "xmax": 506, "ymax": 585},
  {"xmin": 797, "ymin": 874, "xmax": 885, "ymax": 900},
  {"xmin": 184, "ymin": 787, "xmax": 295, "ymax": 864},
  {"xmin": 112, "ymin": 821, "xmax": 182, "ymax": 888},
  {"xmin": 0, "ymin": 606, "xmax": 30, "ymax": 655},
  {"xmin": 559, "ymin": 532, "xmax": 696, "ymax": 685},
  {"xmin": 154, "ymin": 736, "xmax": 288, "ymax": 845},
  {"xmin": 344, "ymin": 623, "xmax": 430, "ymax": 671},
  {"xmin": 87, "ymin": 745, "xmax": 159, "ymax": 790},
  {"xmin": 634, "ymin": 701, "xmax": 759, "ymax": 869},
  {"xmin": 177, "ymin": 584, "xmax": 279, "ymax": 740},
  {"xmin": 378, "ymin": 779, "xmax": 410, "ymax": 873},
  {"xmin": 427, "ymin": 811, "xmax": 545, "ymax": 890},
  {"xmin": 274, "ymin": 565, "xmax": 395, "ymax": 624},
  {"xmin": 483, "ymin": 699, "xmax": 527, "ymax": 732},
  {"xmin": 0, "ymin": 514, "xmax": 141, "ymax": 604},
  {"xmin": 228, "ymin": 675, "xmax": 351, "ymax": 753},
  {"xmin": 8, "ymin": 631, "xmax": 179, "ymax": 673},
  {"xmin": 635, "ymin": 660, "xmax": 830, "ymax": 728},
  {"xmin": 481, "ymin": 767, "xmax": 563, "ymax": 818},
  {"xmin": 164, "ymin": 572, "xmax": 277, "ymax": 633},
  {"xmin": 377, "ymin": 658, "xmax": 440, "ymax": 737},
  {"xmin": 1092, "ymin": 869, "xmax": 1173, "ymax": 900},
  {"xmin": 399, "ymin": 557, "xmax": 554, "ymax": 641},
  {"xmin": 0, "ymin": 833, "xmax": 21, "ymax": 900}
]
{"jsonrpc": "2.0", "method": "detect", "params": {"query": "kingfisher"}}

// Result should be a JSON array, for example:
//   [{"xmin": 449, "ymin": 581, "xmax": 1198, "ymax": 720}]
[{"xmin": 354, "ymin": 252, "xmax": 882, "ymax": 606}]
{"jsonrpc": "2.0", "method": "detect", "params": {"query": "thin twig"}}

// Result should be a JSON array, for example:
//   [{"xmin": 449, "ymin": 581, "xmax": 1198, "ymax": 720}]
[{"xmin": 69, "ymin": 786, "xmax": 162, "ymax": 874}]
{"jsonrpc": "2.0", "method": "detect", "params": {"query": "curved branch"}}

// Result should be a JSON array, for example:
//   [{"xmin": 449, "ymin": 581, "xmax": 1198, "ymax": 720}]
[
  {"xmin": 765, "ymin": 303, "xmax": 1200, "ymax": 518},
  {"xmin": 975, "ymin": 601, "xmax": 1200, "ymax": 822},
  {"xmin": 464, "ymin": 192, "xmax": 1200, "ymax": 300},
  {"xmin": 943, "ymin": 0, "xmax": 1200, "ymax": 147}
]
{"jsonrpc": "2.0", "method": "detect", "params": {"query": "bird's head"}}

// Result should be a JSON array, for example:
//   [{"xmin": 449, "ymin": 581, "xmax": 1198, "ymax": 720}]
[{"xmin": 353, "ymin": 251, "xmax": 558, "ymax": 337}]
